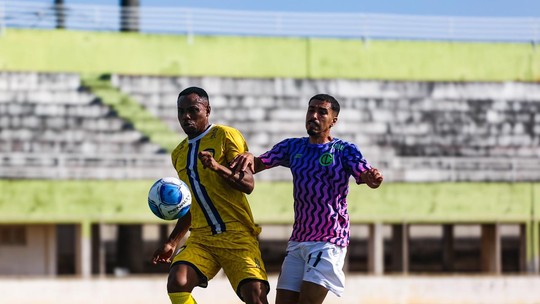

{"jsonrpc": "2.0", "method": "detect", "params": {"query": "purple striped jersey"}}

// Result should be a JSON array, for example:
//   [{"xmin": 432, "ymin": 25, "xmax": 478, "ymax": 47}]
[{"xmin": 259, "ymin": 137, "xmax": 372, "ymax": 247}]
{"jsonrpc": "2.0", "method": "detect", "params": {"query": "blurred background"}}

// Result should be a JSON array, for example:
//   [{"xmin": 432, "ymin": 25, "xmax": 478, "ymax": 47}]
[{"xmin": 0, "ymin": 0, "xmax": 539, "ymax": 303}]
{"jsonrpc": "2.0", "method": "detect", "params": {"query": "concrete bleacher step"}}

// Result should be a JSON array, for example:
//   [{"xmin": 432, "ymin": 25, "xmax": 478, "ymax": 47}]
[
  {"xmin": 0, "ymin": 152, "xmax": 174, "ymax": 179},
  {"xmin": 0, "ymin": 103, "xmax": 112, "ymax": 118},
  {"xmin": 111, "ymin": 74, "xmax": 540, "ymax": 182},
  {"xmin": 0, "ymin": 72, "xmax": 80, "ymax": 91},
  {"xmin": 0, "ymin": 90, "xmax": 95, "ymax": 104},
  {"xmin": 0, "ymin": 72, "xmax": 181, "ymax": 179},
  {"xmin": 5, "ymin": 72, "xmax": 540, "ymax": 181}
]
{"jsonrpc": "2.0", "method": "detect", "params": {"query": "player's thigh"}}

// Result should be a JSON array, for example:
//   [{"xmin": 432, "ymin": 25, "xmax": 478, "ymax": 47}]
[
  {"xmin": 302, "ymin": 242, "xmax": 346, "ymax": 297},
  {"xmin": 219, "ymin": 233, "xmax": 269, "ymax": 297},
  {"xmin": 298, "ymin": 281, "xmax": 329, "ymax": 304},
  {"xmin": 276, "ymin": 249, "xmax": 305, "ymax": 293},
  {"xmin": 170, "ymin": 239, "xmax": 221, "ymax": 288}
]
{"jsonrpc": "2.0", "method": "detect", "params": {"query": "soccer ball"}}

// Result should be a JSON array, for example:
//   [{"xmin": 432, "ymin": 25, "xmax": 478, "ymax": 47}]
[{"xmin": 148, "ymin": 177, "xmax": 192, "ymax": 220}]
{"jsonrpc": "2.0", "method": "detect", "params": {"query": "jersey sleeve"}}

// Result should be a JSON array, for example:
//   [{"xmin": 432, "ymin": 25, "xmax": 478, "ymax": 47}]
[
  {"xmin": 171, "ymin": 140, "xmax": 185, "ymax": 170},
  {"xmin": 343, "ymin": 142, "xmax": 372, "ymax": 184},
  {"xmin": 171, "ymin": 151, "xmax": 177, "ymax": 168},
  {"xmin": 223, "ymin": 128, "xmax": 249, "ymax": 164},
  {"xmin": 258, "ymin": 138, "xmax": 292, "ymax": 168}
]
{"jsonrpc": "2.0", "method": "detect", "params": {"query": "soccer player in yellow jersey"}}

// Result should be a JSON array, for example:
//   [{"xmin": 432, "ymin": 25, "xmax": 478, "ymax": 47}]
[{"xmin": 152, "ymin": 87, "xmax": 269, "ymax": 304}]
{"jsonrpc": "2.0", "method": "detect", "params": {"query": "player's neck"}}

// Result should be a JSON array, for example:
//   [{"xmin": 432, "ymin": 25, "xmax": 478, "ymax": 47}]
[
  {"xmin": 309, "ymin": 133, "xmax": 333, "ymax": 145},
  {"xmin": 187, "ymin": 123, "xmax": 211, "ymax": 139}
]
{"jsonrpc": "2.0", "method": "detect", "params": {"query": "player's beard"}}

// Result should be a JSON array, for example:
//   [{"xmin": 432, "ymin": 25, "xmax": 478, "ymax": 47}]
[
  {"xmin": 307, "ymin": 128, "xmax": 318, "ymax": 136},
  {"xmin": 306, "ymin": 121, "xmax": 320, "ymax": 136},
  {"xmin": 307, "ymin": 124, "xmax": 331, "ymax": 138}
]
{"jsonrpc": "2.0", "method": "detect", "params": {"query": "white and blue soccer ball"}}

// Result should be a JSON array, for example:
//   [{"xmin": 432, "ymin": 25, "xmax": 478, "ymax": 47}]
[{"xmin": 148, "ymin": 177, "xmax": 192, "ymax": 220}]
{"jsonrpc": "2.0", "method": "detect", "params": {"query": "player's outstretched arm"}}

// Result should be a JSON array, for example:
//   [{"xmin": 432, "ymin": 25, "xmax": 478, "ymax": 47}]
[
  {"xmin": 230, "ymin": 152, "xmax": 266, "ymax": 174},
  {"xmin": 198, "ymin": 151, "xmax": 255, "ymax": 194},
  {"xmin": 152, "ymin": 212, "xmax": 191, "ymax": 264},
  {"xmin": 360, "ymin": 167, "xmax": 384, "ymax": 189}
]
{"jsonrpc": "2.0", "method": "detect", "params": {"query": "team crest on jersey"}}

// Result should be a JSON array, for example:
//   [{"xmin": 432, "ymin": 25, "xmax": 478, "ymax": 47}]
[
  {"xmin": 319, "ymin": 153, "xmax": 334, "ymax": 166},
  {"xmin": 209, "ymin": 128, "xmax": 218, "ymax": 139},
  {"xmin": 334, "ymin": 143, "xmax": 345, "ymax": 151}
]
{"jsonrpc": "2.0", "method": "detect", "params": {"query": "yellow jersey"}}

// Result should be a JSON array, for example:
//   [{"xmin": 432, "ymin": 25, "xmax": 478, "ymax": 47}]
[{"xmin": 171, "ymin": 124, "xmax": 261, "ymax": 237}]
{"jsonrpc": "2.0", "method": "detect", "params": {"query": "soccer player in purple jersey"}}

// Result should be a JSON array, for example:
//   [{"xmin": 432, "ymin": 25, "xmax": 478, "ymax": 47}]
[{"xmin": 231, "ymin": 94, "xmax": 383, "ymax": 304}]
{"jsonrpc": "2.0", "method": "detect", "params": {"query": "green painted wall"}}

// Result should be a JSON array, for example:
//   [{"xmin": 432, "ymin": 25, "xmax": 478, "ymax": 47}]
[
  {"xmin": 308, "ymin": 39, "xmax": 540, "ymax": 81},
  {"xmin": 0, "ymin": 180, "xmax": 537, "ymax": 224},
  {"xmin": 0, "ymin": 180, "xmax": 156, "ymax": 223},
  {"xmin": 1, "ymin": 29, "xmax": 539, "ymax": 81},
  {"xmin": 0, "ymin": 29, "xmax": 307, "ymax": 78}
]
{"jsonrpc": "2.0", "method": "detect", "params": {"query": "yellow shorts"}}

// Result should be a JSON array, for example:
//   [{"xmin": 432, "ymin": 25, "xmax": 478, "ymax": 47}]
[{"xmin": 171, "ymin": 230, "xmax": 269, "ymax": 298}]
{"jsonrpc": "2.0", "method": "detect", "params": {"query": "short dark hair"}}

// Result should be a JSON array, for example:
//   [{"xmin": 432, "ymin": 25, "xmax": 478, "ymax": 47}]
[
  {"xmin": 178, "ymin": 86, "xmax": 209, "ymax": 101},
  {"xmin": 310, "ymin": 94, "xmax": 340, "ymax": 115}
]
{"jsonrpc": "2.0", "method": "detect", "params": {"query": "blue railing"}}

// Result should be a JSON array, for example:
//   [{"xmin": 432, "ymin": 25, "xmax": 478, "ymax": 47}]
[{"xmin": 1, "ymin": 1, "xmax": 539, "ymax": 42}]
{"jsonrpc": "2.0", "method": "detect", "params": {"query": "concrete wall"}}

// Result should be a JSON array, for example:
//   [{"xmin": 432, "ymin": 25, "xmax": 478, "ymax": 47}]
[
  {"xmin": 0, "ymin": 30, "xmax": 305, "ymax": 79},
  {"xmin": 0, "ymin": 225, "xmax": 56, "ymax": 275},
  {"xmin": 2, "ymin": 29, "xmax": 539, "ymax": 81}
]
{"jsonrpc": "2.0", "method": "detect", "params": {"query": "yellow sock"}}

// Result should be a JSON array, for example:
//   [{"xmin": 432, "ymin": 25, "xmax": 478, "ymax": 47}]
[{"xmin": 168, "ymin": 292, "xmax": 198, "ymax": 304}]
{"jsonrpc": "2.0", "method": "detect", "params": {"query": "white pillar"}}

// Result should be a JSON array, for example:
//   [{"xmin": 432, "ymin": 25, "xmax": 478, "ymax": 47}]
[
  {"xmin": 75, "ymin": 221, "xmax": 92, "ymax": 278},
  {"xmin": 368, "ymin": 222, "xmax": 384, "ymax": 275},
  {"xmin": 45, "ymin": 224, "xmax": 57, "ymax": 276}
]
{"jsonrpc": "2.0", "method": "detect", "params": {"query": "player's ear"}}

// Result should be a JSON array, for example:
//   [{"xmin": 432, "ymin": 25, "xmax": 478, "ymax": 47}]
[
  {"xmin": 206, "ymin": 104, "xmax": 211, "ymax": 117},
  {"xmin": 331, "ymin": 116, "xmax": 338, "ymax": 127}
]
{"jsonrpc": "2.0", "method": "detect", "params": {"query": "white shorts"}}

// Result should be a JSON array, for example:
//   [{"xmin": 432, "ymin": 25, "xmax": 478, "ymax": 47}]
[{"xmin": 276, "ymin": 241, "xmax": 347, "ymax": 297}]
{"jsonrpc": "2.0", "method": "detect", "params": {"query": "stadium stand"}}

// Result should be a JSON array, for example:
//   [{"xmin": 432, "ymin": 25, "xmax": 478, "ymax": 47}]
[
  {"xmin": 1, "ymin": 2, "xmax": 540, "ymax": 300},
  {"xmin": 0, "ymin": 71, "xmax": 175, "ymax": 179},
  {"xmin": 1, "ymin": 72, "xmax": 538, "ymax": 279},
  {"xmin": 112, "ymin": 75, "xmax": 540, "ymax": 182},
  {"xmin": 0, "ymin": 28, "xmax": 537, "ymax": 293}
]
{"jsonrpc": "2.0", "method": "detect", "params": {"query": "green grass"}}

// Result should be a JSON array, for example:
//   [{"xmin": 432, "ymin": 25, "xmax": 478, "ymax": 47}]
[{"xmin": 81, "ymin": 74, "xmax": 181, "ymax": 152}]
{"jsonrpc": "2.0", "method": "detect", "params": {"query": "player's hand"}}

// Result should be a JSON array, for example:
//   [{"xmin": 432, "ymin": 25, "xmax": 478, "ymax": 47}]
[
  {"xmin": 151, "ymin": 242, "xmax": 176, "ymax": 265},
  {"xmin": 198, "ymin": 151, "xmax": 219, "ymax": 171},
  {"xmin": 230, "ymin": 152, "xmax": 255, "ymax": 174},
  {"xmin": 361, "ymin": 167, "xmax": 383, "ymax": 189}
]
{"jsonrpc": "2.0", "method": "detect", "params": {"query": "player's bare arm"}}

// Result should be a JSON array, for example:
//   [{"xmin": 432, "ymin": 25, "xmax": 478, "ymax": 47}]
[
  {"xmin": 198, "ymin": 151, "xmax": 255, "ymax": 194},
  {"xmin": 152, "ymin": 212, "xmax": 192, "ymax": 264},
  {"xmin": 230, "ymin": 152, "xmax": 266, "ymax": 174},
  {"xmin": 360, "ymin": 167, "xmax": 384, "ymax": 189}
]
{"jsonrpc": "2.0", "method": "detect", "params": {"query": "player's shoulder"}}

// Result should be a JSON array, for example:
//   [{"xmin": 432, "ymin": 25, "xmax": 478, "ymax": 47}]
[
  {"xmin": 333, "ymin": 137, "xmax": 353, "ymax": 146},
  {"xmin": 333, "ymin": 138, "xmax": 361, "ymax": 152},
  {"xmin": 269, "ymin": 137, "xmax": 304, "ymax": 150},
  {"xmin": 172, "ymin": 137, "xmax": 189, "ymax": 156},
  {"xmin": 214, "ymin": 124, "xmax": 241, "ymax": 134},
  {"xmin": 281, "ymin": 137, "xmax": 305, "ymax": 145},
  {"xmin": 212, "ymin": 124, "xmax": 245, "ymax": 138}
]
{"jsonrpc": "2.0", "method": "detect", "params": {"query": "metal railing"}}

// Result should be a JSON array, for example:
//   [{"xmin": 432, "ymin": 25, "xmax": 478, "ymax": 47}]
[{"xmin": 1, "ymin": 0, "xmax": 539, "ymax": 42}]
